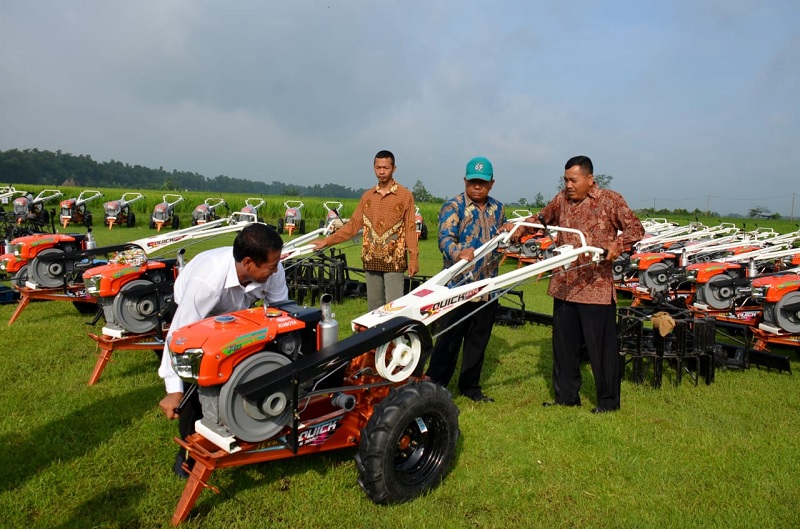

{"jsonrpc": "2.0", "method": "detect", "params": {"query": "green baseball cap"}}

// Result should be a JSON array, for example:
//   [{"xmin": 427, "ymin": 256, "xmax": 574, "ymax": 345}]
[{"xmin": 465, "ymin": 156, "xmax": 493, "ymax": 181}]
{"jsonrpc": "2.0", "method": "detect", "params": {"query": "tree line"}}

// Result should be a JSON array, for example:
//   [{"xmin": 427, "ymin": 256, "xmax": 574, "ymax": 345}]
[{"xmin": 0, "ymin": 148, "xmax": 367, "ymax": 199}]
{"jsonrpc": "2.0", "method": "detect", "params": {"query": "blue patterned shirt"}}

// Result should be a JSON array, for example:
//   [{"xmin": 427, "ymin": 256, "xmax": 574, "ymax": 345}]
[{"xmin": 438, "ymin": 193, "xmax": 506, "ymax": 285}]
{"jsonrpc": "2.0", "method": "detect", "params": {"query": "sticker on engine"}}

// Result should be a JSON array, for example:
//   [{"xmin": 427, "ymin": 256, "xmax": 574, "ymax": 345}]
[{"xmin": 221, "ymin": 329, "xmax": 269, "ymax": 355}]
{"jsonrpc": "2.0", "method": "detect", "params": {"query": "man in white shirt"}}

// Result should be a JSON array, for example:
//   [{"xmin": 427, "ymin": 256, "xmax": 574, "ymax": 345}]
[{"xmin": 157, "ymin": 222, "xmax": 289, "ymax": 477}]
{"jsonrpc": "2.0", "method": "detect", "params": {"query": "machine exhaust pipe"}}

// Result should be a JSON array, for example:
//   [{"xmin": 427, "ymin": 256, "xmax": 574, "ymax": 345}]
[
  {"xmin": 318, "ymin": 293, "xmax": 339, "ymax": 349},
  {"xmin": 176, "ymin": 248, "xmax": 186, "ymax": 273},
  {"xmin": 85, "ymin": 228, "xmax": 97, "ymax": 250}
]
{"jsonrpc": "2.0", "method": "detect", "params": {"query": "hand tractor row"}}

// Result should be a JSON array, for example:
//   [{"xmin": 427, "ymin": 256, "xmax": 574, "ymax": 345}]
[{"xmin": 616, "ymin": 221, "xmax": 800, "ymax": 354}]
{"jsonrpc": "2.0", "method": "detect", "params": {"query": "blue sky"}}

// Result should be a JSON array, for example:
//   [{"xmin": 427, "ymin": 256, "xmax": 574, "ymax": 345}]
[{"xmin": 1, "ymin": 1, "xmax": 798, "ymax": 216}]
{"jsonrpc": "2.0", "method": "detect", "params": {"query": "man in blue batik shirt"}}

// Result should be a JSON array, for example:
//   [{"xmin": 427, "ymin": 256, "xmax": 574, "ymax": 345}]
[{"xmin": 425, "ymin": 156, "xmax": 506, "ymax": 403}]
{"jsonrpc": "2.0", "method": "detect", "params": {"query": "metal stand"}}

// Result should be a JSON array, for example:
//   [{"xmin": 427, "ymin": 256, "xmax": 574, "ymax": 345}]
[
  {"xmin": 86, "ymin": 331, "xmax": 164, "ymax": 385},
  {"xmin": 8, "ymin": 285, "xmax": 95, "ymax": 325},
  {"xmin": 618, "ymin": 307, "xmax": 717, "ymax": 387},
  {"xmin": 169, "ymin": 392, "xmax": 375, "ymax": 526}
]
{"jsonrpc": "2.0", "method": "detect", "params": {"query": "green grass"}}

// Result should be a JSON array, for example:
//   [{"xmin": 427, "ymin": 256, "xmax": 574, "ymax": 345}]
[{"xmin": 1, "ymin": 202, "xmax": 799, "ymax": 528}]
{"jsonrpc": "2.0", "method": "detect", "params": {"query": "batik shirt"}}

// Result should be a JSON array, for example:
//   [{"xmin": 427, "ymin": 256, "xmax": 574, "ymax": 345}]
[
  {"xmin": 540, "ymin": 186, "xmax": 644, "ymax": 305},
  {"xmin": 438, "ymin": 192, "xmax": 506, "ymax": 286},
  {"xmin": 324, "ymin": 180, "xmax": 418, "ymax": 273}
]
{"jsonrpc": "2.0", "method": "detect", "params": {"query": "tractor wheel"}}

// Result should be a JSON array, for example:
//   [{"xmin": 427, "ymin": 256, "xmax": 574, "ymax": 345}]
[
  {"xmin": 30, "ymin": 248, "xmax": 73, "ymax": 288},
  {"xmin": 612, "ymin": 259, "xmax": 627, "ymax": 282},
  {"xmin": 319, "ymin": 219, "xmax": 325, "ymax": 229},
  {"xmin": 149, "ymin": 219, "xmax": 156, "ymax": 229},
  {"xmin": 642, "ymin": 262, "xmax": 671, "ymax": 293},
  {"xmin": 84, "ymin": 211, "xmax": 93, "ymax": 227},
  {"xmin": 698, "ymin": 273, "xmax": 735, "ymax": 311},
  {"xmin": 355, "ymin": 380, "xmax": 459, "ymax": 504},
  {"xmin": 111, "ymin": 279, "xmax": 161, "ymax": 334},
  {"xmin": 774, "ymin": 291, "xmax": 800, "ymax": 334},
  {"xmin": 72, "ymin": 300, "xmax": 98, "ymax": 314},
  {"xmin": 127, "ymin": 211, "xmax": 136, "ymax": 227},
  {"xmin": 11, "ymin": 264, "xmax": 29, "ymax": 289},
  {"xmin": 420, "ymin": 224, "xmax": 428, "ymax": 241},
  {"xmin": 277, "ymin": 218, "xmax": 284, "ymax": 233},
  {"xmin": 217, "ymin": 351, "xmax": 293, "ymax": 442},
  {"xmin": 172, "ymin": 215, "xmax": 180, "ymax": 230},
  {"xmin": 299, "ymin": 219, "xmax": 306, "ymax": 234}
]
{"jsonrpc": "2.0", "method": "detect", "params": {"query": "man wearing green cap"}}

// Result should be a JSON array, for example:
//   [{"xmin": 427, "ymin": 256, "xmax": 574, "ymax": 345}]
[{"xmin": 426, "ymin": 156, "xmax": 507, "ymax": 402}]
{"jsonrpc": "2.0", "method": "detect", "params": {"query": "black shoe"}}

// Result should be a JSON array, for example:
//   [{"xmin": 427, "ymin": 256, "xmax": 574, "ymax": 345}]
[
  {"xmin": 173, "ymin": 450, "xmax": 193, "ymax": 479},
  {"xmin": 591, "ymin": 406, "xmax": 619, "ymax": 414},
  {"xmin": 465, "ymin": 391, "xmax": 494, "ymax": 403},
  {"xmin": 542, "ymin": 401, "xmax": 580, "ymax": 407}
]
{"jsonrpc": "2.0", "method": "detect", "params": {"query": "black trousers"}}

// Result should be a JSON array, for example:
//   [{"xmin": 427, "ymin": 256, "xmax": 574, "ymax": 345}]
[
  {"xmin": 551, "ymin": 298, "xmax": 620, "ymax": 409},
  {"xmin": 177, "ymin": 386, "xmax": 203, "ymax": 458},
  {"xmin": 426, "ymin": 300, "xmax": 498, "ymax": 395}
]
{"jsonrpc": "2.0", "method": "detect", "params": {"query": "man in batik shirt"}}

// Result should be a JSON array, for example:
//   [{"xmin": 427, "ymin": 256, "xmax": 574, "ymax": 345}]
[
  {"xmin": 535, "ymin": 155, "xmax": 644, "ymax": 413},
  {"xmin": 312, "ymin": 150, "xmax": 418, "ymax": 310},
  {"xmin": 426, "ymin": 156, "xmax": 506, "ymax": 403}
]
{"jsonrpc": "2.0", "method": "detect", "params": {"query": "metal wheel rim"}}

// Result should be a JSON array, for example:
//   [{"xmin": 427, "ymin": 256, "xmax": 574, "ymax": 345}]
[
  {"xmin": 111, "ymin": 279, "xmax": 159, "ymax": 334},
  {"xmin": 218, "ymin": 352, "xmax": 292, "ymax": 442},
  {"xmin": 774, "ymin": 291, "xmax": 800, "ymax": 333}
]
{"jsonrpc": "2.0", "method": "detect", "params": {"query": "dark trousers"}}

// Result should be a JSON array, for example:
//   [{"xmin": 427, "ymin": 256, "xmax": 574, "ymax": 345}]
[
  {"xmin": 426, "ymin": 300, "xmax": 498, "ymax": 395},
  {"xmin": 177, "ymin": 386, "xmax": 203, "ymax": 461},
  {"xmin": 551, "ymin": 298, "xmax": 620, "ymax": 409}
]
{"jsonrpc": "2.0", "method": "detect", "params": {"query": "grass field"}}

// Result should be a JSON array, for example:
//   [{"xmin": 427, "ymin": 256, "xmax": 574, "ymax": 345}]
[{"xmin": 1, "ymin": 190, "xmax": 799, "ymax": 528}]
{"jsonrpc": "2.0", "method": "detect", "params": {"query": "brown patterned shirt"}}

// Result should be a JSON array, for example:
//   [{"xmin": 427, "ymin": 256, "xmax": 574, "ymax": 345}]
[
  {"xmin": 324, "ymin": 180, "xmax": 419, "ymax": 273},
  {"xmin": 540, "ymin": 186, "xmax": 644, "ymax": 304}
]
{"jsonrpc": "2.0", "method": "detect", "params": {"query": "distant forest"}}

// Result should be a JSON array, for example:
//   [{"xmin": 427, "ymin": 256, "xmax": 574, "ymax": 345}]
[{"xmin": 0, "ymin": 148, "xmax": 366, "ymax": 198}]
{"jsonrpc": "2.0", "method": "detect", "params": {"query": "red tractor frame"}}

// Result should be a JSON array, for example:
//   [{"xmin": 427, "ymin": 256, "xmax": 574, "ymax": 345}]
[{"xmin": 165, "ymin": 222, "xmax": 604, "ymax": 524}]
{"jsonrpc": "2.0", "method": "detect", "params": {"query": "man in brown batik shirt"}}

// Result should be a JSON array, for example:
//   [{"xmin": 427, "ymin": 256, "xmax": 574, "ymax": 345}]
[
  {"xmin": 312, "ymin": 150, "xmax": 418, "ymax": 310},
  {"xmin": 535, "ymin": 155, "xmax": 643, "ymax": 413}
]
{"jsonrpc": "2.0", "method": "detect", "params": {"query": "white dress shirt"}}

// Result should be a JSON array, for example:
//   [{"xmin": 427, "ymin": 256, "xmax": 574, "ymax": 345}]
[{"xmin": 158, "ymin": 246, "xmax": 289, "ymax": 393}]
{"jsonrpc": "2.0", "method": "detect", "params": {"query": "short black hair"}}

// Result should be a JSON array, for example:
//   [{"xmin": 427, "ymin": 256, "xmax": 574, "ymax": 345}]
[
  {"xmin": 565, "ymin": 155, "xmax": 593, "ymax": 175},
  {"xmin": 374, "ymin": 150, "xmax": 395, "ymax": 166},
  {"xmin": 233, "ymin": 223, "xmax": 284, "ymax": 265}
]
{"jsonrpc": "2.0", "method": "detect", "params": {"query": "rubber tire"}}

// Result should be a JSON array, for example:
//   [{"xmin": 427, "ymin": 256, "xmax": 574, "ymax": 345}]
[
  {"xmin": 420, "ymin": 224, "xmax": 428, "ymax": 241},
  {"xmin": 172, "ymin": 215, "xmax": 180, "ymax": 230},
  {"xmin": 127, "ymin": 211, "xmax": 136, "ymax": 227},
  {"xmin": 299, "ymin": 219, "xmax": 306, "ymax": 234},
  {"xmin": 277, "ymin": 218, "xmax": 284, "ymax": 233},
  {"xmin": 355, "ymin": 380, "xmax": 459, "ymax": 504},
  {"xmin": 149, "ymin": 219, "xmax": 156, "ymax": 229},
  {"xmin": 84, "ymin": 211, "xmax": 93, "ymax": 227}
]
